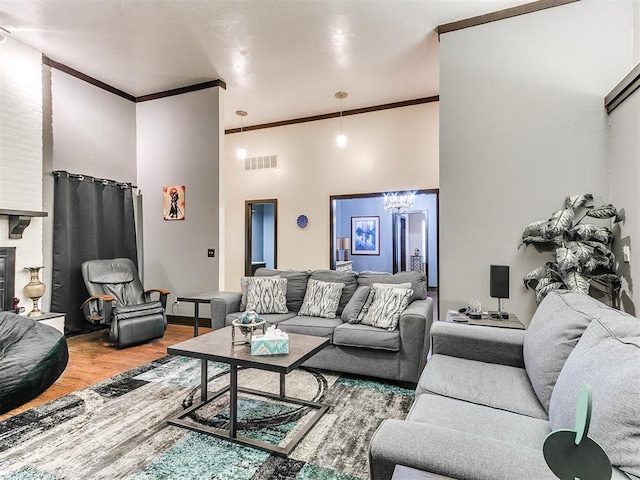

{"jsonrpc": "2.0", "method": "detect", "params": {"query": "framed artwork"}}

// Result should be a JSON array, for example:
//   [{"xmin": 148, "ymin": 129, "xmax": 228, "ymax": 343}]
[
  {"xmin": 163, "ymin": 185, "xmax": 185, "ymax": 220},
  {"xmin": 351, "ymin": 216, "xmax": 380, "ymax": 255}
]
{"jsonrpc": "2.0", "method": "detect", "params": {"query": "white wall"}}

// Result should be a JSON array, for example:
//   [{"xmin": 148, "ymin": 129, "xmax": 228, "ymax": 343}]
[
  {"xmin": 439, "ymin": 0, "xmax": 633, "ymax": 324},
  {"xmin": 222, "ymin": 102, "xmax": 439, "ymax": 290},
  {"xmin": 41, "ymin": 68, "xmax": 137, "ymax": 310},
  {"xmin": 609, "ymin": 89, "xmax": 640, "ymax": 315},
  {"xmin": 634, "ymin": 0, "xmax": 640, "ymax": 64},
  {"xmin": 49, "ymin": 70, "xmax": 137, "ymax": 183},
  {"xmin": 0, "ymin": 38, "xmax": 44, "ymax": 309},
  {"xmin": 137, "ymin": 87, "xmax": 223, "ymax": 318}
]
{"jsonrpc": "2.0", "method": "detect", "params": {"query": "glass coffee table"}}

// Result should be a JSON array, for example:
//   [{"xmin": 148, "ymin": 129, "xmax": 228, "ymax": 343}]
[{"xmin": 167, "ymin": 326, "xmax": 330, "ymax": 456}]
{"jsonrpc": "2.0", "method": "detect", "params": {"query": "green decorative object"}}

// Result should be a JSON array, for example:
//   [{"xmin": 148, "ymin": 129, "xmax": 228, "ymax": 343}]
[
  {"xmin": 520, "ymin": 194, "xmax": 623, "ymax": 304},
  {"xmin": 240, "ymin": 310, "xmax": 260, "ymax": 324},
  {"xmin": 543, "ymin": 385, "xmax": 612, "ymax": 480}
]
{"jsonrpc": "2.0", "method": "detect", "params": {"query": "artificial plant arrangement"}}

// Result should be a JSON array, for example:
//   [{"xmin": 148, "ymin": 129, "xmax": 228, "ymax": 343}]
[{"xmin": 520, "ymin": 194, "xmax": 622, "ymax": 304}]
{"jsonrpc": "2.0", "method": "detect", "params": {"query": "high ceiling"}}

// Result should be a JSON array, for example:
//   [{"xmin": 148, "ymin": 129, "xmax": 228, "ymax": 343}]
[{"xmin": 0, "ymin": 0, "xmax": 529, "ymax": 129}]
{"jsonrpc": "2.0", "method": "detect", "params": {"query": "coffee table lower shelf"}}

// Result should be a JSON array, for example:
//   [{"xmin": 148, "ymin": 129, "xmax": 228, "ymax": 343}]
[{"xmin": 167, "ymin": 366, "xmax": 329, "ymax": 457}]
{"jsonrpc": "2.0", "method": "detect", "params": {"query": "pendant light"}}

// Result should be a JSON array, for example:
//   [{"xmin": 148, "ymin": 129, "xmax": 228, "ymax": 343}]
[
  {"xmin": 335, "ymin": 91, "xmax": 348, "ymax": 148},
  {"xmin": 236, "ymin": 110, "xmax": 248, "ymax": 160}
]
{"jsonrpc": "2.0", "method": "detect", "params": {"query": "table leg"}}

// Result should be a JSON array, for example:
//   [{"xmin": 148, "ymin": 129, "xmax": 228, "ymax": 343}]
[
  {"xmin": 229, "ymin": 364, "xmax": 238, "ymax": 438},
  {"xmin": 201, "ymin": 359, "xmax": 208, "ymax": 402},
  {"xmin": 279, "ymin": 372, "xmax": 286, "ymax": 398},
  {"xmin": 193, "ymin": 302, "xmax": 200, "ymax": 337}
]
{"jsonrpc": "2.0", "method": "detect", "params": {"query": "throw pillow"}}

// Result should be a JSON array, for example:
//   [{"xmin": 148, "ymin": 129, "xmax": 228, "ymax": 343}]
[
  {"xmin": 298, "ymin": 279, "xmax": 345, "ymax": 319},
  {"xmin": 341, "ymin": 285, "xmax": 371, "ymax": 323},
  {"xmin": 256, "ymin": 269, "xmax": 311, "ymax": 312},
  {"xmin": 239, "ymin": 276, "xmax": 252, "ymax": 311},
  {"xmin": 310, "ymin": 270, "xmax": 358, "ymax": 315},
  {"xmin": 356, "ymin": 282, "xmax": 412, "ymax": 323},
  {"xmin": 361, "ymin": 285, "xmax": 413, "ymax": 330},
  {"xmin": 523, "ymin": 290, "xmax": 627, "ymax": 412},
  {"xmin": 357, "ymin": 271, "xmax": 427, "ymax": 303},
  {"xmin": 245, "ymin": 276, "xmax": 288, "ymax": 314},
  {"xmin": 548, "ymin": 315, "xmax": 640, "ymax": 478}
]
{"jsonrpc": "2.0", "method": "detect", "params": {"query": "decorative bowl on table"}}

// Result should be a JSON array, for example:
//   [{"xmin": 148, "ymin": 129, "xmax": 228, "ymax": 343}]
[{"xmin": 231, "ymin": 310, "xmax": 266, "ymax": 345}]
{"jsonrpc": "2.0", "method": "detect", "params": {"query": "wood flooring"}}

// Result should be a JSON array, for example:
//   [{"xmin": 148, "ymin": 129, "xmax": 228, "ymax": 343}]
[{"xmin": 0, "ymin": 323, "xmax": 210, "ymax": 422}]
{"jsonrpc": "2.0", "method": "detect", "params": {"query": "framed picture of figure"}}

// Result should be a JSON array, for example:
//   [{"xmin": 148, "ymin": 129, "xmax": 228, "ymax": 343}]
[
  {"xmin": 163, "ymin": 185, "xmax": 185, "ymax": 220},
  {"xmin": 351, "ymin": 216, "xmax": 380, "ymax": 255}
]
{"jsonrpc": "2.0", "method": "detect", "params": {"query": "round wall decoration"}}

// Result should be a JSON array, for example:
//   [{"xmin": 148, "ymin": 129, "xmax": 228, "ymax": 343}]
[{"xmin": 296, "ymin": 214, "xmax": 309, "ymax": 228}]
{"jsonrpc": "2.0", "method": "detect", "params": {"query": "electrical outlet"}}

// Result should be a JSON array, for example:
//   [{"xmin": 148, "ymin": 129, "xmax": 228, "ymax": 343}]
[{"xmin": 207, "ymin": 248, "xmax": 215, "ymax": 258}]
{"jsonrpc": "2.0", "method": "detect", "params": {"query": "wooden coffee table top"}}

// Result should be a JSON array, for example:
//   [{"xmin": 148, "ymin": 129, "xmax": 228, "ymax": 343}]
[{"xmin": 167, "ymin": 326, "xmax": 329, "ymax": 374}]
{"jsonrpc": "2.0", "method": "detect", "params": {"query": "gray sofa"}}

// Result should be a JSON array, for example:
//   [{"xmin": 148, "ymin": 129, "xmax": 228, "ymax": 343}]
[
  {"xmin": 369, "ymin": 290, "xmax": 640, "ymax": 480},
  {"xmin": 208, "ymin": 268, "xmax": 434, "ymax": 384}
]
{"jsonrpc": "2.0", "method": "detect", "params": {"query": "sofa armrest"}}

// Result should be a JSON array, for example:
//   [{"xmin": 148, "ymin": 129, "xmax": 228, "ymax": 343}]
[
  {"xmin": 209, "ymin": 291, "xmax": 242, "ymax": 330},
  {"xmin": 398, "ymin": 298, "xmax": 434, "ymax": 382},
  {"xmin": 369, "ymin": 419, "xmax": 555, "ymax": 480},
  {"xmin": 431, "ymin": 321, "xmax": 525, "ymax": 367}
]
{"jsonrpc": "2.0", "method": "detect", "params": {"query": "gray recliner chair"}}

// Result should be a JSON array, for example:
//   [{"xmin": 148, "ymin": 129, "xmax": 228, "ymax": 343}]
[{"xmin": 80, "ymin": 258, "xmax": 169, "ymax": 348}]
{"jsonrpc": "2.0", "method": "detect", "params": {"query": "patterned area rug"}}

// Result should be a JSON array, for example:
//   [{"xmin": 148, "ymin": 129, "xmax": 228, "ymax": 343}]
[{"xmin": 0, "ymin": 355, "xmax": 414, "ymax": 479}]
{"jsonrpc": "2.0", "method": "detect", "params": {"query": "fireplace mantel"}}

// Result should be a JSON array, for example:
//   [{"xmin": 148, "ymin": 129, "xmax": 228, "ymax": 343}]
[{"xmin": 0, "ymin": 209, "xmax": 48, "ymax": 239}]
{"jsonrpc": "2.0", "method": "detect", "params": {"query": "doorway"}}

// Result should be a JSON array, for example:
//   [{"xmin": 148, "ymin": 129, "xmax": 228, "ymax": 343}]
[
  {"xmin": 393, "ymin": 212, "xmax": 428, "ymax": 275},
  {"xmin": 245, "ymin": 199, "xmax": 277, "ymax": 276}
]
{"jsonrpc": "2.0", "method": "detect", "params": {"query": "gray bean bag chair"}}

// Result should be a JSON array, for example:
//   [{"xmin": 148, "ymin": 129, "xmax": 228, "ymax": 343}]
[{"xmin": 0, "ymin": 311, "xmax": 69, "ymax": 414}]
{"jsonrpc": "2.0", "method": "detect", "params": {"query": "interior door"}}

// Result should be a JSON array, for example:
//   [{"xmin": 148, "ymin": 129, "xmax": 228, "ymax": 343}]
[
  {"xmin": 245, "ymin": 199, "xmax": 277, "ymax": 276},
  {"xmin": 392, "ymin": 214, "xmax": 407, "ymax": 273}
]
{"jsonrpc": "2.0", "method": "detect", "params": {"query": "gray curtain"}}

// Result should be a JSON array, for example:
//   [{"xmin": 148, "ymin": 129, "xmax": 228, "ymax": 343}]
[{"xmin": 51, "ymin": 171, "xmax": 138, "ymax": 336}]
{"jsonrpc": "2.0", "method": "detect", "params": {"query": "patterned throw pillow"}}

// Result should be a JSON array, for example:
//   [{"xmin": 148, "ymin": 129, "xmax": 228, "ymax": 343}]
[
  {"xmin": 361, "ymin": 285, "xmax": 413, "ymax": 331},
  {"xmin": 298, "ymin": 279, "xmax": 345, "ymax": 319},
  {"xmin": 245, "ymin": 277, "xmax": 288, "ymax": 314},
  {"xmin": 355, "ymin": 282, "xmax": 412, "ymax": 323},
  {"xmin": 239, "ymin": 276, "xmax": 252, "ymax": 311}
]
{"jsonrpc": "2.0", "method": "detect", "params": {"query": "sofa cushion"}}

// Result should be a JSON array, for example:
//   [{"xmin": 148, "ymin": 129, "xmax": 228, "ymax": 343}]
[
  {"xmin": 333, "ymin": 323, "xmax": 401, "ymax": 351},
  {"xmin": 245, "ymin": 276, "xmax": 288, "ymax": 314},
  {"xmin": 549, "ymin": 315, "xmax": 640, "ymax": 478},
  {"xmin": 341, "ymin": 285, "xmax": 371, "ymax": 323},
  {"xmin": 298, "ymin": 278, "xmax": 345, "ymax": 319},
  {"xmin": 407, "ymin": 394, "xmax": 551, "ymax": 450},
  {"xmin": 417, "ymin": 354, "xmax": 548, "ymax": 419},
  {"xmin": 357, "ymin": 271, "xmax": 427, "ymax": 303},
  {"xmin": 524, "ymin": 290, "xmax": 629, "ymax": 413},
  {"xmin": 255, "ymin": 269, "xmax": 310, "ymax": 312},
  {"xmin": 277, "ymin": 316, "xmax": 343, "ymax": 339},
  {"xmin": 361, "ymin": 285, "xmax": 413, "ymax": 331}
]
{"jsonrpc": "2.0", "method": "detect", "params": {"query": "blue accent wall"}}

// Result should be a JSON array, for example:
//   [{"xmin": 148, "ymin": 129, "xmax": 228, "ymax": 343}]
[
  {"xmin": 335, "ymin": 192, "xmax": 438, "ymax": 287},
  {"xmin": 251, "ymin": 204, "xmax": 264, "ymax": 262},
  {"xmin": 262, "ymin": 203, "xmax": 275, "ymax": 268}
]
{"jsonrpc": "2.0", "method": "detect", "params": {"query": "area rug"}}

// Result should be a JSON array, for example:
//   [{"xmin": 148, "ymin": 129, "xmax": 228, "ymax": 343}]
[{"xmin": 0, "ymin": 355, "xmax": 414, "ymax": 479}]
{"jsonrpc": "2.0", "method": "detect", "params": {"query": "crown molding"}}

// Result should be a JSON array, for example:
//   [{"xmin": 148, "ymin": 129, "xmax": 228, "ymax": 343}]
[
  {"xmin": 42, "ymin": 55, "xmax": 225, "ymax": 103},
  {"xmin": 605, "ymin": 63, "xmax": 640, "ymax": 114},
  {"xmin": 225, "ymin": 96, "xmax": 439, "ymax": 134},
  {"xmin": 436, "ymin": 0, "xmax": 580, "ymax": 37}
]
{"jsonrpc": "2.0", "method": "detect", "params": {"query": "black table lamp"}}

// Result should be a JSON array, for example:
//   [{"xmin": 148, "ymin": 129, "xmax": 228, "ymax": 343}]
[{"xmin": 489, "ymin": 265, "xmax": 509, "ymax": 319}]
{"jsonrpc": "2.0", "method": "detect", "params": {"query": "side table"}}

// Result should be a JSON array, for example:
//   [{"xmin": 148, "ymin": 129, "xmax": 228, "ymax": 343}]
[
  {"xmin": 176, "ymin": 291, "xmax": 221, "ymax": 336},
  {"xmin": 33, "ymin": 312, "xmax": 65, "ymax": 333},
  {"xmin": 444, "ymin": 309, "xmax": 525, "ymax": 330}
]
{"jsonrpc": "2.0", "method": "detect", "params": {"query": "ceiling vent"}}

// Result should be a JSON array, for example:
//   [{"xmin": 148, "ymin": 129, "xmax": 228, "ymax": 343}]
[{"xmin": 245, "ymin": 155, "xmax": 278, "ymax": 171}]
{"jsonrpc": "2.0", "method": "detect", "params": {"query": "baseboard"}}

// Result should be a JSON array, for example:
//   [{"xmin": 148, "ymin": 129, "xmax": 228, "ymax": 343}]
[{"xmin": 167, "ymin": 314, "xmax": 211, "ymax": 328}]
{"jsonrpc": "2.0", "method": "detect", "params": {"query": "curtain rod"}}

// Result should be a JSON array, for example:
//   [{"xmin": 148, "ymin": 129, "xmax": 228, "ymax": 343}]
[{"xmin": 52, "ymin": 170, "xmax": 137, "ymax": 189}]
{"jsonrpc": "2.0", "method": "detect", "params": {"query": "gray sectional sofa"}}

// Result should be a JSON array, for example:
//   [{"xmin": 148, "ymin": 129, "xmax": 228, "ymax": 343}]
[
  {"xmin": 369, "ymin": 290, "xmax": 640, "ymax": 480},
  {"xmin": 208, "ymin": 268, "xmax": 434, "ymax": 384}
]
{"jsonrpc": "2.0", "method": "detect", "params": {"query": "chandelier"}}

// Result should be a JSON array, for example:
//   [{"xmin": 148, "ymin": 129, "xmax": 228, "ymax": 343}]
[{"xmin": 383, "ymin": 192, "xmax": 415, "ymax": 213}]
